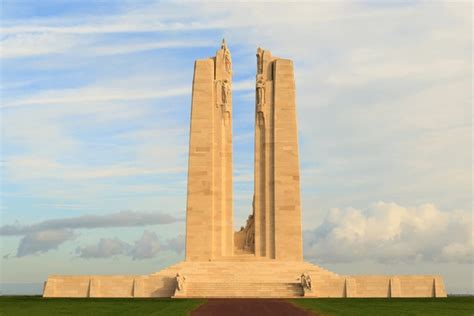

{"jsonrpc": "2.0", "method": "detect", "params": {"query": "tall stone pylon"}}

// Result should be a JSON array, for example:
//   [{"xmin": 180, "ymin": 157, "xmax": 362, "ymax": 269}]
[
  {"xmin": 185, "ymin": 40, "xmax": 234, "ymax": 261},
  {"xmin": 253, "ymin": 48, "xmax": 303, "ymax": 261}
]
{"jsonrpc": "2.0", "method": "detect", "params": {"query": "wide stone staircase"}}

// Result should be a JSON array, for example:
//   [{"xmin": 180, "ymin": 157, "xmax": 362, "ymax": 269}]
[{"xmin": 152, "ymin": 260, "xmax": 342, "ymax": 298}]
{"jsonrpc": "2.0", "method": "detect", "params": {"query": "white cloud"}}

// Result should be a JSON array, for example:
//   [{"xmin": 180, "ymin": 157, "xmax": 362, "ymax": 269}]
[
  {"xmin": 0, "ymin": 33, "xmax": 81, "ymax": 58},
  {"xmin": 5, "ymin": 157, "xmax": 186, "ymax": 181},
  {"xmin": 3, "ymin": 86, "xmax": 189, "ymax": 108},
  {"xmin": 90, "ymin": 40, "xmax": 215, "ymax": 56},
  {"xmin": 161, "ymin": 234, "xmax": 185, "ymax": 253},
  {"xmin": 4, "ymin": 76, "xmax": 253, "ymax": 108},
  {"xmin": 0, "ymin": 1, "xmax": 246, "ymax": 59},
  {"xmin": 1, "ymin": 210, "xmax": 182, "ymax": 236},
  {"xmin": 75, "ymin": 230, "xmax": 182, "ymax": 260},
  {"xmin": 128, "ymin": 230, "xmax": 161, "ymax": 260},
  {"xmin": 303, "ymin": 202, "xmax": 473, "ymax": 264},
  {"xmin": 232, "ymin": 79, "xmax": 254, "ymax": 91},
  {"xmin": 0, "ymin": 33, "xmax": 217, "ymax": 59},
  {"xmin": 75, "ymin": 237, "xmax": 129, "ymax": 259},
  {"xmin": 325, "ymin": 57, "xmax": 469, "ymax": 87},
  {"xmin": 1, "ymin": 12, "xmax": 235, "ymax": 35},
  {"xmin": 4, "ymin": 212, "xmax": 182, "ymax": 258},
  {"xmin": 17, "ymin": 229, "xmax": 76, "ymax": 257}
]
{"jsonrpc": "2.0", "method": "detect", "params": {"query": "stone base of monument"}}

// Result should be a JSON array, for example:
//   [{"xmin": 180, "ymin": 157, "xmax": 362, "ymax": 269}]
[
  {"xmin": 173, "ymin": 288, "xmax": 187, "ymax": 298},
  {"xmin": 302, "ymin": 290, "xmax": 318, "ymax": 298},
  {"xmin": 43, "ymin": 260, "xmax": 446, "ymax": 298}
]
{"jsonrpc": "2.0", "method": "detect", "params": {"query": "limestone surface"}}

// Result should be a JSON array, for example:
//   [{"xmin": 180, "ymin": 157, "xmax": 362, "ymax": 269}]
[{"xmin": 185, "ymin": 39, "xmax": 233, "ymax": 261}]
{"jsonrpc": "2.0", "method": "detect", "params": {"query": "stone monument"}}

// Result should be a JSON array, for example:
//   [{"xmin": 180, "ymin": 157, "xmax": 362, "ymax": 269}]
[
  {"xmin": 43, "ymin": 41, "xmax": 447, "ymax": 298},
  {"xmin": 252, "ymin": 48, "xmax": 303, "ymax": 261},
  {"xmin": 185, "ymin": 39, "xmax": 234, "ymax": 261}
]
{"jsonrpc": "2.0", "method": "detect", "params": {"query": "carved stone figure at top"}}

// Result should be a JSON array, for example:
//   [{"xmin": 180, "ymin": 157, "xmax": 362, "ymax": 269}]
[
  {"xmin": 256, "ymin": 47, "xmax": 263, "ymax": 74},
  {"xmin": 221, "ymin": 39, "xmax": 232, "ymax": 74}
]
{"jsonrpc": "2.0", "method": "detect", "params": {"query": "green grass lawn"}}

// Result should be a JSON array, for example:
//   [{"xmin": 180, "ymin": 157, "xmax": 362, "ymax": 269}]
[
  {"xmin": 1, "ymin": 296, "xmax": 473, "ymax": 316},
  {"xmin": 0, "ymin": 296, "xmax": 205, "ymax": 316},
  {"xmin": 291, "ymin": 296, "xmax": 474, "ymax": 316}
]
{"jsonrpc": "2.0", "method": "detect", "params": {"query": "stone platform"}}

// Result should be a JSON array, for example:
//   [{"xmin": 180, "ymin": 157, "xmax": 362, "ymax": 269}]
[{"xmin": 43, "ymin": 260, "xmax": 446, "ymax": 298}]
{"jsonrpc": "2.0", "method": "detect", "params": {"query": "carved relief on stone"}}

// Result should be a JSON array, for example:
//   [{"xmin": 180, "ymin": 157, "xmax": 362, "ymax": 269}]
[
  {"xmin": 176, "ymin": 273, "xmax": 186, "ymax": 292},
  {"xmin": 243, "ymin": 196, "xmax": 256, "ymax": 251},
  {"xmin": 256, "ymin": 47, "xmax": 263, "ymax": 75},
  {"xmin": 221, "ymin": 39, "xmax": 232, "ymax": 74},
  {"xmin": 244, "ymin": 214, "xmax": 255, "ymax": 251},
  {"xmin": 222, "ymin": 79, "xmax": 230, "ymax": 107},
  {"xmin": 216, "ymin": 79, "xmax": 232, "ymax": 125},
  {"xmin": 234, "ymin": 195, "xmax": 255, "ymax": 254},
  {"xmin": 256, "ymin": 74, "xmax": 265, "ymax": 127},
  {"xmin": 300, "ymin": 272, "xmax": 312, "ymax": 293}
]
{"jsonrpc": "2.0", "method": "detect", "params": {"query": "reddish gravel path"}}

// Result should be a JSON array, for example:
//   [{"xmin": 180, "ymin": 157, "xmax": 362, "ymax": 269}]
[{"xmin": 190, "ymin": 299, "xmax": 315, "ymax": 316}]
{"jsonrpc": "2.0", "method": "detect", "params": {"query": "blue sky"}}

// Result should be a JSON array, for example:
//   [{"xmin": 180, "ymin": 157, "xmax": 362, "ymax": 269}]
[{"xmin": 1, "ymin": 1, "xmax": 472, "ymax": 294}]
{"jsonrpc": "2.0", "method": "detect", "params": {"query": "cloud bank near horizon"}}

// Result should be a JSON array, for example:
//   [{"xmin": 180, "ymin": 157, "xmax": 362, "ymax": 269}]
[
  {"xmin": 1, "ymin": 211, "xmax": 182, "ymax": 257},
  {"xmin": 304, "ymin": 202, "xmax": 473, "ymax": 265},
  {"xmin": 3, "ymin": 202, "xmax": 471, "ymax": 265},
  {"xmin": 75, "ymin": 232, "xmax": 184, "ymax": 260},
  {"xmin": 0, "ymin": 210, "xmax": 182, "ymax": 236}
]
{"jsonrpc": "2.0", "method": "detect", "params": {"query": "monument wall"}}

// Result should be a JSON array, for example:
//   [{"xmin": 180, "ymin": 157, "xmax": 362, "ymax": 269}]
[{"xmin": 43, "ymin": 266, "xmax": 446, "ymax": 298}]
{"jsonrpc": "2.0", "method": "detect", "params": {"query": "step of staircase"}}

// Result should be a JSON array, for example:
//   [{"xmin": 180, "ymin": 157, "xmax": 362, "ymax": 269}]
[{"xmin": 183, "ymin": 281, "xmax": 303, "ymax": 298}]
